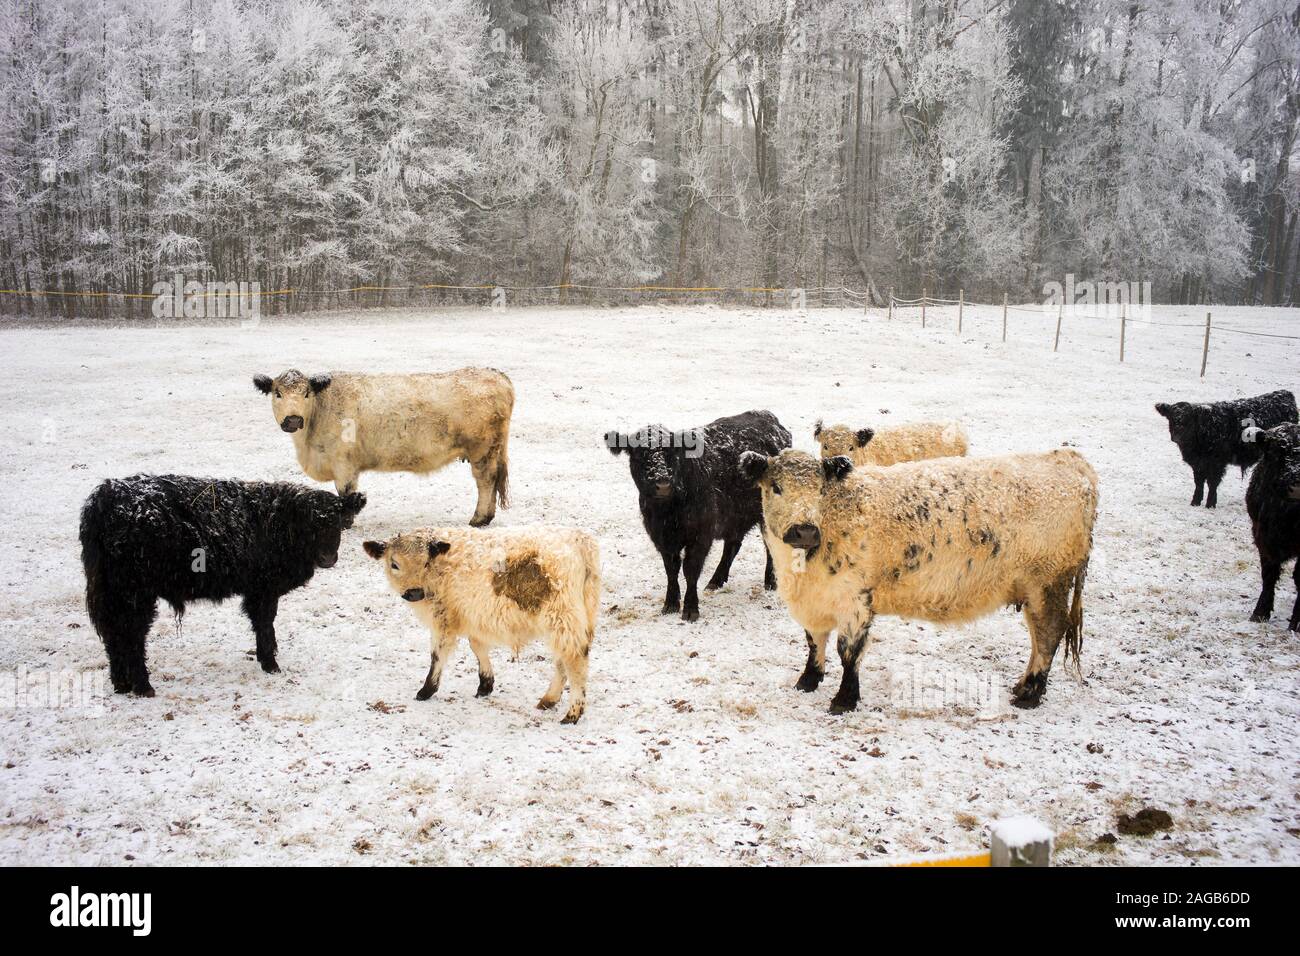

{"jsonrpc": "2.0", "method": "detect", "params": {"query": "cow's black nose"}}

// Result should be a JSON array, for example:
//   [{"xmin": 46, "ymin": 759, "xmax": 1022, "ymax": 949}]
[
  {"xmin": 653, "ymin": 480, "xmax": 672, "ymax": 498},
  {"xmin": 782, "ymin": 524, "xmax": 821, "ymax": 550},
  {"xmin": 281, "ymin": 415, "xmax": 304, "ymax": 433},
  {"xmin": 318, "ymin": 552, "xmax": 338, "ymax": 569},
  {"xmin": 402, "ymin": 588, "xmax": 425, "ymax": 602}
]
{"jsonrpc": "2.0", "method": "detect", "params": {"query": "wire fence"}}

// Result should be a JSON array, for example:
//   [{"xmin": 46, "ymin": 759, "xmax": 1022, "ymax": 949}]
[
  {"xmin": 2, "ymin": 279, "xmax": 1296, "ymax": 379},
  {"xmin": 880, "ymin": 288, "xmax": 1300, "ymax": 381}
]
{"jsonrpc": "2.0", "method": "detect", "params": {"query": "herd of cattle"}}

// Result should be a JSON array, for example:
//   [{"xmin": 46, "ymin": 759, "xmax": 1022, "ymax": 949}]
[{"xmin": 77, "ymin": 367, "xmax": 1300, "ymax": 723}]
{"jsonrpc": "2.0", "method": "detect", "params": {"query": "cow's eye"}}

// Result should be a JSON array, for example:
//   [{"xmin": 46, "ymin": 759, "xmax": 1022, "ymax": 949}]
[
  {"xmin": 274, "ymin": 390, "xmax": 281, "ymax": 398},
  {"xmin": 390, "ymin": 561, "xmax": 398, "ymax": 571},
  {"xmin": 771, "ymin": 482, "xmax": 782, "ymax": 495}
]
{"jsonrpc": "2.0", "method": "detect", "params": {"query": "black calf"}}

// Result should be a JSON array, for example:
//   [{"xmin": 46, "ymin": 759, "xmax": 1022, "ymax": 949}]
[
  {"xmin": 1245, "ymin": 424, "xmax": 1300, "ymax": 630},
  {"xmin": 1155, "ymin": 389, "xmax": 1297, "ymax": 507},
  {"xmin": 79, "ymin": 475, "xmax": 365, "ymax": 695},
  {"xmin": 607, "ymin": 410, "xmax": 791, "ymax": 621}
]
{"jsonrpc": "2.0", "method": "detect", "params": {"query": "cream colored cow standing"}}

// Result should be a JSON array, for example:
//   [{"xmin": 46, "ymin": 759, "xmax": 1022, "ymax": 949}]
[
  {"xmin": 254, "ymin": 367, "xmax": 513, "ymax": 526},
  {"xmin": 741, "ymin": 448, "xmax": 1098, "ymax": 712},
  {"xmin": 815, "ymin": 419, "xmax": 968, "ymax": 467},
  {"xmin": 364, "ymin": 526, "xmax": 600, "ymax": 724}
]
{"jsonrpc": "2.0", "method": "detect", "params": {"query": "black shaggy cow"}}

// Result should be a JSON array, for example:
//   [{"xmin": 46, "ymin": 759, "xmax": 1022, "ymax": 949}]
[
  {"xmin": 79, "ymin": 475, "xmax": 366, "ymax": 695},
  {"xmin": 606, "ymin": 410, "xmax": 792, "ymax": 621},
  {"xmin": 1245, "ymin": 423, "xmax": 1300, "ymax": 630},
  {"xmin": 1155, "ymin": 389, "xmax": 1297, "ymax": 507}
]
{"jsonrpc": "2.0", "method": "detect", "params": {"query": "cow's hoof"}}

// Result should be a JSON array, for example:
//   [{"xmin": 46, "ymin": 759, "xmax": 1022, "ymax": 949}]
[
  {"xmin": 704, "ymin": 579, "xmax": 725, "ymax": 591},
  {"xmin": 132, "ymin": 685, "xmax": 155, "ymax": 698},
  {"xmin": 469, "ymin": 514, "xmax": 494, "ymax": 528},
  {"xmin": 764, "ymin": 580, "xmax": 777, "ymax": 591},
  {"xmin": 536, "ymin": 698, "xmax": 558, "ymax": 711},
  {"xmin": 1011, "ymin": 672, "xmax": 1046, "ymax": 708},
  {"xmin": 680, "ymin": 606, "xmax": 700, "ymax": 623},
  {"xmin": 1288, "ymin": 619, "xmax": 1299, "ymax": 632},
  {"xmin": 476, "ymin": 675, "xmax": 495, "ymax": 697},
  {"xmin": 828, "ymin": 696, "xmax": 857, "ymax": 715},
  {"xmin": 661, "ymin": 601, "xmax": 680, "ymax": 615},
  {"xmin": 560, "ymin": 707, "xmax": 583, "ymax": 725},
  {"xmin": 1205, "ymin": 502, "xmax": 1217, "ymax": 510},
  {"xmin": 260, "ymin": 660, "xmax": 280, "ymax": 674},
  {"xmin": 1249, "ymin": 611, "xmax": 1271, "ymax": 623},
  {"xmin": 795, "ymin": 670, "xmax": 823, "ymax": 692},
  {"xmin": 415, "ymin": 684, "xmax": 437, "ymax": 701}
]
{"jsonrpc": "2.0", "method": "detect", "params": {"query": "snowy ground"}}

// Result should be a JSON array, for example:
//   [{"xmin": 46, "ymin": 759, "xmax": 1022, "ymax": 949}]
[{"xmin": 1, "ymin": 300, "xmax": 1298, "ymax": 866}]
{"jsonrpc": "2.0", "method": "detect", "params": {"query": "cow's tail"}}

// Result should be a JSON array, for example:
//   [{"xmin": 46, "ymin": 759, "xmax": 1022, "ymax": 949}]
[
  {"xmin": 494, "ymin": 428, "xmax": 511, "ymax": 511},
  {"xmin": 1063, "ymin": 557, "xmax": 1088, "ymax": 678},
  {"xmin": 580, "ymin": 535, "xmax": 601, "ymax": 643},
  {"xmin": 79, "ymin": 485, "xmax": 110, "ymax": 639}
]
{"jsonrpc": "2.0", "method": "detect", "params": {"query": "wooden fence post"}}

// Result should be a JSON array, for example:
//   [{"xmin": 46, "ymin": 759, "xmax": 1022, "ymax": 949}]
[
  {"xmin": 921, "ymin": 288, "xmax": 927, "ymax": 328},
  {"xmin": 957, "ymin": 288, "xmax": 964, "ymax": 334},
  {"xmin": 1119, "ymin": 303, "xmax": 1127, "ymax": 363},
  {"xmin": 1200, "ymin": 312, "xmax": 1211, "ymax": 377},
  {"xmin": 1002, "ymin": 292, "xmax": 1008, "ymax": 342},
  {"xmin": 1053, "ymin": 301, "xmax": 1063, "ymax": 352},
  {"xmin": 990, "ymin": 817, "xmax": 1053, "ymax": 867},
  {"xmin": 888, "ymin": 287, "xmax": 893, "ymax": 322}
]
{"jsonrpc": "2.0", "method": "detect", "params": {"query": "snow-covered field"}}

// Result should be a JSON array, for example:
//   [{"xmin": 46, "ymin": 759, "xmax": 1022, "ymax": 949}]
[{"xmin": 1, "ymin": 301, "xmax": 1298, "ymax": 866}]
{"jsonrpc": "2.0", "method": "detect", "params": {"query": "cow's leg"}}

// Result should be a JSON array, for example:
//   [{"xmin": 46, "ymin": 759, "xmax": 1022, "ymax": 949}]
[
  {"xmin": 1012, "ymin": 582, "xmax": 1070, "ymax": 708},
  {"xmin": 559, "ymin": 653, "xmax": 588, "ymax": 724},
  {"xmin": 536, "ymin": 659, "xmax": 566, "ymax": 710},
  {"xmin": 763, "ymin": 543, "xmax": 777, "ymax": 590},
  {"xmin": 1289, "ymin": 561, "xmax": 1300, "ymax": 631},
  {"xmin": 796, "ymin": 630, "xmax": 829, "ymax": 691},
  {"xmin": 104, "ymin": 592, "xmax": 157, "ymax": 696},
  {"xmin": 242, "ymin": 593, "xmax": 280, "ymax": 673},
  {"xmin": 470, "ymin": 638, "xmax": 495, "ymax": 696},
  {"xmin": 829, "ymin": 614, "xmax": 873, "ymax": 714},
  {"xmin": 660, "ymin": 548, "xmax": 682, "ymax": 615},
  {"xmin": 680, "ymin": 536, "xmax": 712, "ymax": 622},
  {"xmin": 468, "ymin": 454, "xmax": 498, "ymax": 527},
  {"xmin": 1205, "ymin": 462, "xmax": 1226, "ymax": 509},
  {"xmin": 416, "ymin": 634, "xmax": 456, "ymax": 700},
  {"xmin": 1250, "ymin": 552, "xmax": 1281, "ymax": 622},
  {"xmin": 1190, "ymin": 468, "xmax": 1205, "ymax": 507},
  {"xmin": 705, "ymin": 537, "xmax": 742, "ymax": 590}
]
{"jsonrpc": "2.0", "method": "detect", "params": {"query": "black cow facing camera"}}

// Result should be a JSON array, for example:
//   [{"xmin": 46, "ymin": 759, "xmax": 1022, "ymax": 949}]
[
  {"xmin": 79, "ymin": 475, "xmax": 366, "ymax": 695},
  {"xmin": 1245, "ymin": 423, "xmax": 1300, "ymax": 630},
  {"xmin": 1155, "ymin": 389, "xmax": 1297, "ymax": 507},
  {"xmin": 607, "ymin": 410, "xmax": 791, "ymax": 621}
]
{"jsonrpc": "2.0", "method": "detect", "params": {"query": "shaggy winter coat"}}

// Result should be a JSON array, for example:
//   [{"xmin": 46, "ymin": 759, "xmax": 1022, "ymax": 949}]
[
  {"xmin": 80, "ymin": 475, "xmax": 366, "ymax": 695},
  {"xmin": 1155, "ymin": 389, "xmax": 1296, "ymax": 508},
  {"xmin": 815, "ymin": 419, "xmax": 969, "ymax": 466},
  {"xmin": 606, "ymin": 410, "xmax": 791, "ymax": 621},
  {"xmin": 741, "ymin": 448, "xmax": 1098, "ymax": 712},
  {"xmin": 1245, "ymin": 422, "xmax": 1300, "ymax": 630},
  {"xmin": 364, "ymin": 526, "xmax": 600, "ymax": 724},
  {"xmin": 254, "ymin": 367, "xmax": 513, "ymax": 526}
]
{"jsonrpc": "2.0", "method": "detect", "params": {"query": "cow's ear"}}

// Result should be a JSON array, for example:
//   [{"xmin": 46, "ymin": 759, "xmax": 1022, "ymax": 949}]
[
  {"xmin": 253, "ymin": 374, "xmax": 273, "ymax": 394},
  {"xmin": 605, "ymin": 430, "xmax": 627, "ymax": 456},
  {"xmin": 822, "ymin": 455, "xmax": 853, "ymax": 482},
  {"xmin": 362, "ymin": 540, "xmax": 386, "ymax": 559},
  {"xmin": 738, "ymin": 451, "xmax": 769, "ymax": 483},
  {"xmin": 341, "ymin": 492, "xmax": 366, "ymax": 528},
  {"xmin": 428, "ymin": 540, "xmax": 451, "ymax": 559},
  {"xmin": 309, "ymin": 373, "xmax": 332, "ymax": 394},
  {"xmin": 855, "ymin": 428, "xmax": 875, "ymax": 447},
  {"xmin": 813, "ymin": 419, "xmax": 823, "ymax": 439},
  {"xmin": 1154, "ymin": 403, "xmax": 1171, "ymax": 418}
]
